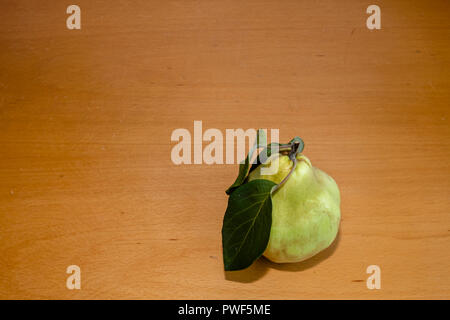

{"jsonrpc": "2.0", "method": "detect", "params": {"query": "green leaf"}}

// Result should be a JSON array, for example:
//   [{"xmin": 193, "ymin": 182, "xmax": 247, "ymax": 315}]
[
  {"xmin": 225, "ymin": 129, "xmax": 267, "ymax": 195},
  {"xmin": 222, "ymin": 179, "xmax": 276, "ymax": 271}
]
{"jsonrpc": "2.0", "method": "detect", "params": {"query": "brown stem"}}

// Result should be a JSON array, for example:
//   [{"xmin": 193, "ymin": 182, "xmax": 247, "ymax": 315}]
[{"xmin": 271, "ymin": 142, "xmax": 301, "ymax": 193}]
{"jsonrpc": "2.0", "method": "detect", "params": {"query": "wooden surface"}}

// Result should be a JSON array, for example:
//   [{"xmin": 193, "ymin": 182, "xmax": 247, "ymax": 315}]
[{"xmin": 1, "ymin": 0, "xmax": 449, "ymax": 299}]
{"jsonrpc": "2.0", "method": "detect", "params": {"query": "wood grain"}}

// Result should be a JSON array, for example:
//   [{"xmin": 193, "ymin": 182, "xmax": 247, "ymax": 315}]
[{"xmin": 0, "ymin": 0, "xmax": 449, "ymax": 299}]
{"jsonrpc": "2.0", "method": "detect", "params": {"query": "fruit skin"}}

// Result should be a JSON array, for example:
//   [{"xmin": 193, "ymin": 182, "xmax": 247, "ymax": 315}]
[{"xmin": 248, "ymin": 154, "xmax": 340, "ymax": 263}]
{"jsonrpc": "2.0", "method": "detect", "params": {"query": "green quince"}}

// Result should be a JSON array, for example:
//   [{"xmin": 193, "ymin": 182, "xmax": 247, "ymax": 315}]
[{"xmin": 248, "ymin": 153, "xmax": 340, "ymax": 263}]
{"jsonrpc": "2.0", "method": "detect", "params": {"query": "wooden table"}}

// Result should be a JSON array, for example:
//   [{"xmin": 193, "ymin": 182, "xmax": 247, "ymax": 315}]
[{"xmin": 1, "ymin": 0, "xmax": 449, "ymax": 299}]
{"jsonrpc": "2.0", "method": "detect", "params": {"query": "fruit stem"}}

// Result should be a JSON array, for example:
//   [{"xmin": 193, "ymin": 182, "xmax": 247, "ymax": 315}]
[
  {"xmin": 277, "ymin": 144, "xmax": 292, "ymax": 154},
  {"xmin": 272, "ymin": 141, "xmax": 301, "ymax": 193}
]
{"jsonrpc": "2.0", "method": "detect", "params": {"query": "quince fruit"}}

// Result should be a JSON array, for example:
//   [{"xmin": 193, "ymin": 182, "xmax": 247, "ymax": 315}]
[{"xmin": 248, "ymin": 153, "xmax": 340, "ymax": 263}]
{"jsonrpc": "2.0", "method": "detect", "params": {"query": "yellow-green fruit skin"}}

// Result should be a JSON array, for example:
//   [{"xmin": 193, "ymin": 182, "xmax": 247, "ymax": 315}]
[{"xmin": 248, "ymin": 154, "xmax": 340, "ymax": 263}]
